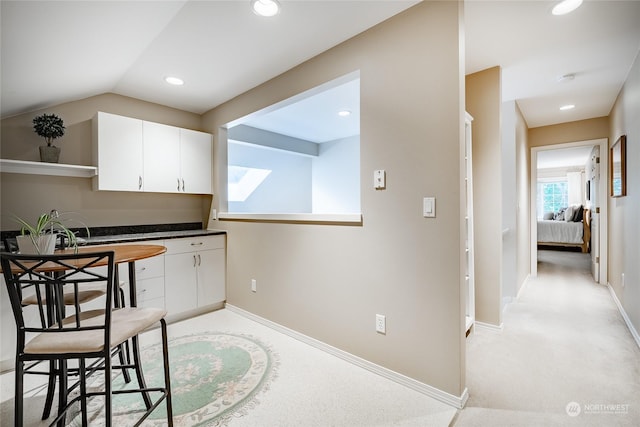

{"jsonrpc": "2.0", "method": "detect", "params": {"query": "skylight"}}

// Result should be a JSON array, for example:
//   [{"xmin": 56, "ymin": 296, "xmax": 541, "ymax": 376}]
[{"xmin": 228, "ymin": 165, "xmax": 272, "ymax": 202}]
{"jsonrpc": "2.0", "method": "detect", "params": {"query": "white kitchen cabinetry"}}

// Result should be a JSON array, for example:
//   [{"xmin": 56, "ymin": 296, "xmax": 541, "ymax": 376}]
[
  {"xmin": 164, "ymin": 235, "xmax": 226, "ymax": 315},
  {"xmin": 179, "ymin": 128, "xmax": 213, "ymax": 194},
  {"xmin": 92, "ymin": 112, "xmax": 144, "ymax": 191},
  {"xmin": 117, "ymin": 241, "xmax": 166, "ymax": 310},
  {"xmin": 142, "ymin": 123, "xmax": 213, "ymax": 194},
  {"xmin": 142, "ymin": 122, "xmax": 181, "ymax": 193},
  {"xmin": 92, "ymin": 112, "xmax": 212, "ymax": 194}
]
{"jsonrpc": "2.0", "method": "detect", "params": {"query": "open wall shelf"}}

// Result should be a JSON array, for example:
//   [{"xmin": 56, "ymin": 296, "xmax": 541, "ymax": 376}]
[{"xmin": 0, "ymin": 159, "xmax": 97, "ymax": 178}]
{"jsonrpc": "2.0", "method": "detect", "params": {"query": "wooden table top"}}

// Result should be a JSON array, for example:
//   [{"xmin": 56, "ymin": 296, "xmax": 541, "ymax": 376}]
[
  {"xmin": 58, "ymin": 244, "xmax": 167, "ymax": 264},
  {"xmin": 1, "ymin": 244, "xmax": 166, "ymax": 274}
]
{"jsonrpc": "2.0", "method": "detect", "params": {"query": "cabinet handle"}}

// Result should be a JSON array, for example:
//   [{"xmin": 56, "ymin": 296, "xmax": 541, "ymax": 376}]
[
  {"xmin": 182, "ymin": 179, "xmax": 185, "ymax": 192},
  {"xmin": 193, "ymin": 254, "xmax": 197, "ymax": 267},
  {"xmin": 177, "ymin": 178, "xmax": 181, "ymax": 191},
  {"xmin": 190, "ymin": 242, "xmax": 203, "ymax": 246},
  {"xmin": 198, "ymin": 254, "xmax": 201, "ymax": 266},
  {"xmin": 139, "ymin": 176, "xmax": 143, "ymax": 190},
  {"xmin": 136, "ymin": 267, "xmax": 147, "ymax": 273}
]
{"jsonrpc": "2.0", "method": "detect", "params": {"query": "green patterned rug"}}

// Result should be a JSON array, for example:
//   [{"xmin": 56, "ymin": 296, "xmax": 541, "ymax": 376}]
[{"xmin": 72, "ymin": 332, "xmax": 278, "ymax": 426}]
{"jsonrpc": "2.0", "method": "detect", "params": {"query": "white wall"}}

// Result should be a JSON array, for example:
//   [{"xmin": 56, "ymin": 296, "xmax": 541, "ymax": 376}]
[
  {"xmin": 228, "ymin": 142, "xmax": 312, "ymax": 213},
  {"xmin": 312, "ymin": 135, "xmax": 360, "ymax": 214}
]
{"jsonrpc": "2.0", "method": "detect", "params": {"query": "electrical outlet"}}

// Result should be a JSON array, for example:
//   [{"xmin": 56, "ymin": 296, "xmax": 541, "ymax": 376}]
[
  {"xmin": 251, "ymin": 279, "xmax": 257, "ymax": 292},
  {"xmin": 622, "ymin": 273, "xmax": 625, "ymax": 288},
  {"xmin": 376, "ymin": 314, "xmax": 386, "ymax": 334}
]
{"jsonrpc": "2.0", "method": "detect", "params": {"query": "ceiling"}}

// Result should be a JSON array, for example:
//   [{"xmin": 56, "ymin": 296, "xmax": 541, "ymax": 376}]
[
  {"xmin": 537, "ymin": 145, "xmax": 593, "ymax": 169},
  {"xmin": 2, "ymin": 1, "xmax": 640, "ymax": 138}
]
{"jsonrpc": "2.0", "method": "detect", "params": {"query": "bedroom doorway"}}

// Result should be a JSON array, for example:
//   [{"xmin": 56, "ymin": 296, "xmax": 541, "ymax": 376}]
[{"xmin": 530, "ymin": 138, "xmax": 608, "ymax": 284}]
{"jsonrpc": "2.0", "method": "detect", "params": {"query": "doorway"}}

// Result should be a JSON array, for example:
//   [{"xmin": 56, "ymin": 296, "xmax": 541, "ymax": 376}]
[{"xmin": 530, "ymin": 138, "xmax": 608, "ymax": 284}]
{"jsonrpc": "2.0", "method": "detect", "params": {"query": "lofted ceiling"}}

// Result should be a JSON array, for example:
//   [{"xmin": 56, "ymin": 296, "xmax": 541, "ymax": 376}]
[{"xmin": 1, "ymin": 0, "xmax": 639, "ymax": 140}]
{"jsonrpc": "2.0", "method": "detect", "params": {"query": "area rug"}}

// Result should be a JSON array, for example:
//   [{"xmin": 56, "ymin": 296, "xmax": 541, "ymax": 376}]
[{"xmin": 72, "ymin": 331, "xmax": 278, "ymax": 426}]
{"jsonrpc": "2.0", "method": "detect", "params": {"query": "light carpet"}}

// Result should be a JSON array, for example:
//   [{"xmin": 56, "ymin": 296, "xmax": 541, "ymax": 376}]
[
  {"xmin": 454, "ymin": 249, "xmax": 640, "ymax": 427},
  {"xmin": 1, "ymin": 308, "xmax": 457, "ymax": 426}
]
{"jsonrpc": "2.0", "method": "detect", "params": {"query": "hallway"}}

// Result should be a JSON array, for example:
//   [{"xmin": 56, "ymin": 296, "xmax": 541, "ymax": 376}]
[{"xmin": 455, "ymin": 249, "xmax": 640, "ymax": 426}]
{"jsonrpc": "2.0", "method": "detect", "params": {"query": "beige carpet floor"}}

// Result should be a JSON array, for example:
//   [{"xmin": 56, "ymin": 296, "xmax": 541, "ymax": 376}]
[
  {"xmin": 454, "ymin": 249, "xmax": 640, "ymax": 427},
  {"xmin": 1, "ymin": 308, "xmax": 456, "ymax": 426}
]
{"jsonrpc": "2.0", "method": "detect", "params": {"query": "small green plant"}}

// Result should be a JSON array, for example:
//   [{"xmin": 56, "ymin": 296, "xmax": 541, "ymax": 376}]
[
  {"xmin": 32, "ymin": 113, "xmax": 65, "ymax": 146},
  {"xmin": 14, "ymin": 210, "xmax": 89, "ymax": 253}
]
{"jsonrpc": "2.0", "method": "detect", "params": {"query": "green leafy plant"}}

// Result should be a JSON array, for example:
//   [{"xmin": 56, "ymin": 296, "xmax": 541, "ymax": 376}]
[
  {"xmin": 14, "ymin": 211, "xmax": 89, "ymax": 253},
  {"xmin": 32, "ymin": 113, "xmax": 65, "ymax": 146}
]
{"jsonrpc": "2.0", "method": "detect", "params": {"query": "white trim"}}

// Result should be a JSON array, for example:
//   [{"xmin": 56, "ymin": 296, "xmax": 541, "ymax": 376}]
[
  {"xmin": 474, "ymin": 321, "xmax": 504, "ymax": 332},
  {"xmin": 225, "ymin": 304, "xmax": 468, "ymax": 409},
  {"xmin": 530, "ymin": 138, "xmax": 608, "ymax": 282},
  {"xmin": 516, "ymin": 274, "xmax": 531, "ymax": 300},
  {"xmin": 607, "ymin": 283, "xmax": 640, "ymax": 349},
  {"xmin": 218, "ymin": 212, "xmax": 362, "ymax": 224}
]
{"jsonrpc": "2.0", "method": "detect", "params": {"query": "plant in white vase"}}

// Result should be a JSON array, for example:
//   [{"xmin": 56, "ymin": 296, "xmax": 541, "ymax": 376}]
[{"xmin": 13, "ymin": 210, "xmax": 89, "ymax": 254}]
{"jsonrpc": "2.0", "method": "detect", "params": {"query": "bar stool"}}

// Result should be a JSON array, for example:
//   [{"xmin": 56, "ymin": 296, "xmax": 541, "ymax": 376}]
[{"xmin": 1, "ymin": 251, "xmax": 173, "ymax": 427}]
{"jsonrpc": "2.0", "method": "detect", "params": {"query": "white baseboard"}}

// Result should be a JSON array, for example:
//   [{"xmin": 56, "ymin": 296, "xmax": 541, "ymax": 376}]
[
  {"xmin": 474, "ymin": 321, "xmax": 504, "ymax": 332},
  {"xmin": 607, "ymin": 283, "xmax": 640, "ymax": 349},
  {"xmin": 516, "ymin": 274, "xmax": 531, "ymax": 300},
  {"xmin": 225, "ymin": 304, "xmax": 468, "ymax": 409}
]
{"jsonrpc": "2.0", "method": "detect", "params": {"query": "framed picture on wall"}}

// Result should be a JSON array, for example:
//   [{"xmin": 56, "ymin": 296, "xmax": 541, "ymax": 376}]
[
  {"xmin": 610, "ymin": 135, "xmax": 627, "ymax": 197},
  {"xmin": 586, "ymin": 180, "xmax": 591, "ymax": 201}
]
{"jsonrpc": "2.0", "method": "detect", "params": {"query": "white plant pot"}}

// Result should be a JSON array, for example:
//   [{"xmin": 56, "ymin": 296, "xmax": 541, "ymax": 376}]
[{"xmin": 16, "ymin": 234, "xmax": 57, "ymax": 254}]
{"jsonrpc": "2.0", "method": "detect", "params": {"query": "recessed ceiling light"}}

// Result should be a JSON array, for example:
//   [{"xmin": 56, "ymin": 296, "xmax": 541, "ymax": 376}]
[
  {"xmin": 252, "ymin": 0, "xmax": 280, "ymax": 17},
  {"xmin": 552, "ymin": 0, "xmax": 583, "ymax": 16},
  {"xmin": 165, "ymin": 76, "xmax": 184, "ymax": 86},
  {"xmin": 338, "ymin": 110, "xmax": 352, "ymax": 117},
  {"xmin": 557, "ymin": 73, "xmax": 575, "ymax": 83},
  {"xmin": 560, "ymin": 104, "xmax": 575, "ymax": 111}
]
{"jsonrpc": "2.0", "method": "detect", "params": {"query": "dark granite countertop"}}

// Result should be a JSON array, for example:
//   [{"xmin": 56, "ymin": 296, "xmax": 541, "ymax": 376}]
[
  {"xmin": 1, "ymin": 222, "xmax": 226, "ymax": 251},
  {"xmin": 82, "ymin": 228, "xmax": 225, "ymax": 245}
]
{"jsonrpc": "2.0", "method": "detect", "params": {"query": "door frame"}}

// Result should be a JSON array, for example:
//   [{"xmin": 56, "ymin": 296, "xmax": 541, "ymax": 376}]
[{"xmin": 530, "ymin": 138, "xmax": 608, "ymax": 283}]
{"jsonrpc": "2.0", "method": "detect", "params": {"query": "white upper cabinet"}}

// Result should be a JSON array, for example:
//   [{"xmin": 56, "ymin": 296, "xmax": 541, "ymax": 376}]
[
  {"xmin": 180, "ymin": 128, "xmax": 213, "ymax": 194},
  {"xmin": 143, "ymin": 121, "xmax": 181, "ymax": 193},
  {"xmin": 93, "ymin": 112, "xmax": 144, "ymax": 191},
  {"xmin": 92, "ymin": 112, "xmax": 212, "ymax": 194}
]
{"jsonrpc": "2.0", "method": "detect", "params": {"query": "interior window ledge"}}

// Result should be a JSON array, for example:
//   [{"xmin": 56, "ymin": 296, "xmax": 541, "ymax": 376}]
[{"xmin": 218, "ymin": 212, "xmax": 362, "ymax": 225}]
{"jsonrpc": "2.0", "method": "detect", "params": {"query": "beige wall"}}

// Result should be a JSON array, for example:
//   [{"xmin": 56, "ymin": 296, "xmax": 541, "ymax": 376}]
[
  {"xmin": 466, "ymin": 66, "xmax": 503, "ymax": 326},
  {"xmin": 0, "ymin": 93, "xmax": 211, "ymax": 229},
  {"xmin": 528, "ymin": 117, "xmax": 609, "ymax": 148},
  {"xmin": 203, "ymin": 1, "xmax": 466, "ymax": 397},
  {"xmin": 608, "ymin": 51, "xmax": 640, "ymax": 334},
  {"xmin": 515, "ymin": 103, "xmax": 530, "ymax": 291}
]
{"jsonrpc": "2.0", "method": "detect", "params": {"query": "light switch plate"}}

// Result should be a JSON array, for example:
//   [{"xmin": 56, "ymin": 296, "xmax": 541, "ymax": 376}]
[
  {"xmin": 374, "ymin": 170, "xmax": 386, "ymax": 189},
  {"xmin": 423, "ymin": 197, "xmax": 435, "ymax": 217}
]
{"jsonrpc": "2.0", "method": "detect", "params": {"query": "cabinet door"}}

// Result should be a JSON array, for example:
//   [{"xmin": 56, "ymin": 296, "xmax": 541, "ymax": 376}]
[
  {"xmin": 180, "ymin": 128, "xmax": 212, "ymax": 194},
  {"xmin": 93, "ymin": 112, "xmax": 143, "ymax": 191},
  {"xmin": 143, "ymin": 121, "xmax": 181, "ymax": 193},
  {"xmin": 164, "ymin": 252, "xmax": 198, "ymax": 315},
  {"xmin": 196, "ymin": 249, "xmax": 225, "ymax": 306}
]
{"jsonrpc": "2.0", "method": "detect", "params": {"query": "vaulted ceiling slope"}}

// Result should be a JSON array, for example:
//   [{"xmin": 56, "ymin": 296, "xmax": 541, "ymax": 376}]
[
  {"xmin": 1, "ymin": 1, "xmax": 639, "ymax": 131},
  {"xmin": 0, "ymin": 0, "xmax": 418, "ymax": 118}
]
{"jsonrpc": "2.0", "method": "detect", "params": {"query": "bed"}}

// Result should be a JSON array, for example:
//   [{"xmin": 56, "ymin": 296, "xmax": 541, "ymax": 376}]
[{"xmin": 537, "ymin": 206, "xmax": 591, "ymax": 253}]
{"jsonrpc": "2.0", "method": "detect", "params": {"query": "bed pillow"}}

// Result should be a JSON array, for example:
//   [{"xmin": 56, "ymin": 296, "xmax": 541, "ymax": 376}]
[
  {"xmin": 554, "ymin": 207, "xmax": 567, "ymax": 220},
  {"xmin": 572, "ymin": 205, "xmax": 584, "ymax": 222},
  {"xmin": 564, "ymin": 205, "xmax": 576, "ymax": 221},
  {"xmin": 543, "ymin": 212, "xmax": 554, "ymax": 220}
]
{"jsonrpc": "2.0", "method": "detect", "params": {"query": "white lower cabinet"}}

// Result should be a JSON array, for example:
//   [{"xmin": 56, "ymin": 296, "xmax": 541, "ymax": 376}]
[
  {"xmin": 128, "ymin": 251, "xmax": 166, "ymax": 310},
  {"xmin": 164, "ymin": 235, "xmax": 226, "ymax": 316}
]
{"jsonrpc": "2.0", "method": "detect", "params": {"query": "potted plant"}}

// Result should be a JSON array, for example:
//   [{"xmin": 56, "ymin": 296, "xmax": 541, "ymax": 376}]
[
  {"xmin": 13, "ymin": 210, "xmax": 89, "ymax": 254},
  {"xmin": 32, "ymin": 113, "xmax": 65, "ymax": 163}
]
